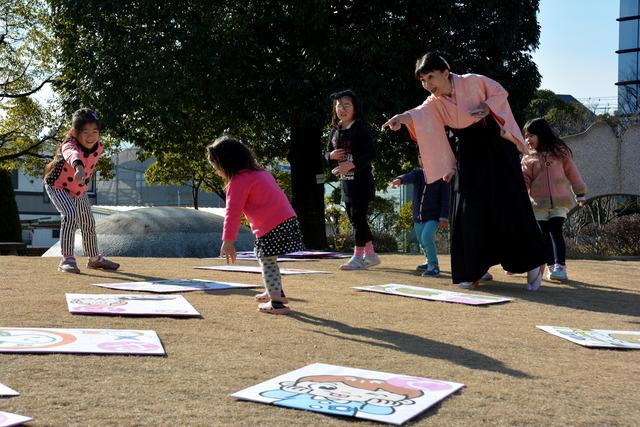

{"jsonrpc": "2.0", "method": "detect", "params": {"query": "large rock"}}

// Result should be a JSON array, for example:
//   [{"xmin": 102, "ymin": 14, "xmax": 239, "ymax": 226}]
[{"xmin": 42, "ymin": 207, "xmax": 254, "ymax": 257}]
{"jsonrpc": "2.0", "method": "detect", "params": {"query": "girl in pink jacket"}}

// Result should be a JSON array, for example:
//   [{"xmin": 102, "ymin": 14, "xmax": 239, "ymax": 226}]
[
  {"xmin": 44, "ymin": 108, "xmax": 119, "ymax": 274},
  {"xmin": 207, "ymin": 136, "xmax": 304, "ymax": 315},
  {"xmin": 521, "ymin": 118, "xmax": 587, "ymax": 282}
]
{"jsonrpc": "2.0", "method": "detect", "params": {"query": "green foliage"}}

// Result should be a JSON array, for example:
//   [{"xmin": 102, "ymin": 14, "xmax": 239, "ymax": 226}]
[
  {"xmin": 0, "ymin": 0, "xmax": 62, "ymax": 173},
  {"xmin": 268, "ymin": 164, "xmax": 292, "ymax": 199},
  {"xmin": 395, "ymin": 201, "xmax": 414, "ymax": 234},
  {"xmin": 0, "ymin": 0, "xmax": 55, "ymax": 96},
  {"xmin": 49, "ymin": 0, "xmax": 541, "ymax": 246},
  {"xmin": 325, "ymin": 194, "xmax": 399, "ymax": 252},
  {"xmin": 144, "ymin": 149, "xmax": 225, "ymax": 209},
  {"xmin": 525, "ymin": 89, "xmax": 595, "ymax": 136},
  {"xmin": 49, "ymin": 0, "xmax": 542, "ymax": 171},
  {"xmin": 368, "ymin": 196, "xmax": 398, "ymax": 232}
]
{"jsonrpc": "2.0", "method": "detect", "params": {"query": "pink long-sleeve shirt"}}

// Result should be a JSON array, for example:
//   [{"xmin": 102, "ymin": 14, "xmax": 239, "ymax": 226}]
[
  {"xmin": 44, "ymin": 137, "xmax": 103, "ymax": 198},
  {"xmin": 406, "ymin": 73, "xmax": 528, "ymax": 183},
  {"xmin": 222, "ymin": 169, "xmax": 297, "ymax": 241}
]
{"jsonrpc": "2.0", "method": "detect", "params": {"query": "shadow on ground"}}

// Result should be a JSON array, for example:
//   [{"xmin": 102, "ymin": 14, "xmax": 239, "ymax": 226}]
[
  {"xmin": 468, "ymin": 279, "xmax": 640, "ymax": 318},
  {"xmin": 290, "ymin": 312, "xmax": 531, "ymax": 378}
]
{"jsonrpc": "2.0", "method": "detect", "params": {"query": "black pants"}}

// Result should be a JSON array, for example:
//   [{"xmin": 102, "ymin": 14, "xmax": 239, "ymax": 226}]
[
  {"xmin": 538, "ymin": 217, "xmax": 566, "ymax": 266},
  {"xmin": 345, "ymin": 199, "xmax": 373, "ymax": 247},
  {"xmin": 449, "ymin": 118, "xmax": 546, "ymax": 283}
]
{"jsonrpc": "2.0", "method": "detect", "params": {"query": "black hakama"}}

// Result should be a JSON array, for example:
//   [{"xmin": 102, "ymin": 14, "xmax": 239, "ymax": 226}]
[{"xmin": 449, "ymin": 117, "xmax": 546, "ymax": 283}]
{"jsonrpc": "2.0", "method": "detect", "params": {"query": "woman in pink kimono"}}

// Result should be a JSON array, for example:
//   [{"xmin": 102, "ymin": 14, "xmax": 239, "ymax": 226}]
[{"xmin": 382, "ymin": 52, "xmax": 545, "ymax": 290}]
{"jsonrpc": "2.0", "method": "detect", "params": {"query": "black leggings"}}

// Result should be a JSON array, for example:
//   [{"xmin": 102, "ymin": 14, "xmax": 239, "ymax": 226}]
[
  {"xmin": 345, "ymin": 200, "xmax": 373, "ymax": 247},
  {"xmin": 538, "ymin": 217, "xmax": 566, "ymax": 266}
]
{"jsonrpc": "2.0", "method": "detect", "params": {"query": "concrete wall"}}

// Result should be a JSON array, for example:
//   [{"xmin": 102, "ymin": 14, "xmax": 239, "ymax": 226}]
[{"xmin": 563, "ymin": 121, "xmax": 640, "ymax": 198}]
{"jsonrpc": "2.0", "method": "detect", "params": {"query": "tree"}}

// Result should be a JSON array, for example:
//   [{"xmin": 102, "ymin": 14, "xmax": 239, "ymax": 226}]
[
  {"xmin": 1, "ymin": 0, "xmax": 60, "ymax": 171},
  {"xmin": 525, "ymin": 89, "xmax": 596, "ymax": 136},
  {"xmin": 144, "ymin": 151, "xmax": 224, "ymax": 210},
  {"xmin": 1, "ymin": 0, "xmax": 60, "ymax": 241},
  {"xmin": 49, "ymin": 0, "xmax": 542, "ymax": 248}
]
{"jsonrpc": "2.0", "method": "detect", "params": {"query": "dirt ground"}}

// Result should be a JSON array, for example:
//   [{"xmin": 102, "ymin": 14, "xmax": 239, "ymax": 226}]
[{"xmin": 1, "ymin": 255, "xmax": 639, "ymax": 426}]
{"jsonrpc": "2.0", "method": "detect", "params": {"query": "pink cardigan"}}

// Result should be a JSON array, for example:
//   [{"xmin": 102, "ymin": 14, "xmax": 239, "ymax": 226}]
[
  {"xmin": 223, "ymin": 169, "xmax": 297, "ymax": 241},
  {"xmin": 45, "ymin": 137, "xmax": 103, "ymax": 198},
  {"xmin": 521, "ymin": 151, "xmax": 587, "ymax": 211}
]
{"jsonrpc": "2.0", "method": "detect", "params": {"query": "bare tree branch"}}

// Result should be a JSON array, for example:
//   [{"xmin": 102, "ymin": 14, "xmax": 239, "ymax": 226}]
[
  {"xmin": 0, "ymin": 122, "xmax": 63, "ymax": 162},
  {"xmin": 0, "ymin": 75, "xmax": 54, "ymax": 98}
]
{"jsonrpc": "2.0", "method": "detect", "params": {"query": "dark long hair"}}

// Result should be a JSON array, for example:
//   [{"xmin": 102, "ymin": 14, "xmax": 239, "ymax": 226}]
[
  {"xmin": 44, "ymin": 108, "xmax": 101, "ymax": 177},
  {"xmin": 524, "ymin": 117, "xmax": 572, "ymax": 158},
  {"xmin": 206, "ymin": 135, "xmax": 262, "ymax": 183},
  {"xmin": 414, "ymin": 51, "xmax": 451, "ymax": 79},
  {"xmin": 329, "ymin": 89, "xmax": 364, "ymax": 128}
]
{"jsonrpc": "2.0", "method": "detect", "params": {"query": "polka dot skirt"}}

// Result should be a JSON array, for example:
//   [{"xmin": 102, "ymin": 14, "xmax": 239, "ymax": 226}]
[{"xmin": 254, "ymin": 216, "xmax": 305, "ymax": 258}]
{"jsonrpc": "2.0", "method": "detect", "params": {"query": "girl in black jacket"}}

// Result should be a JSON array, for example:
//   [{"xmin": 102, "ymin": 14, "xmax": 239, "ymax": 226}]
[{"xmin": 326, "ymin": 90, "xmax": 379, "ymax": 270}]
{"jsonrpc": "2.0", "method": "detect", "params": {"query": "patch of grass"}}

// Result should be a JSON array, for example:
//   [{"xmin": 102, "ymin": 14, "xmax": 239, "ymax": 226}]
[{"xmin": 1, "ymin": 255, "xmax": 639, "ymax": 425}]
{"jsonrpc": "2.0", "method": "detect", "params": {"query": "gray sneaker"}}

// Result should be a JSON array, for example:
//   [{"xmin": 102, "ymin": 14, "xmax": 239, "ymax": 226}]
[
  {"xmin": 549, "ymin": 264, "xmax": 568, "ymax": 282},
  {"xmin": 87, "ymin": 256, "xmax": 120, "ymax": 271},
  {"xmin": 59, "ymin": 257, "xmax": 80, "ymax": 274},
  {"xmin": 339, "ymin": 256, "xmax": 367, "ymax": 271}
]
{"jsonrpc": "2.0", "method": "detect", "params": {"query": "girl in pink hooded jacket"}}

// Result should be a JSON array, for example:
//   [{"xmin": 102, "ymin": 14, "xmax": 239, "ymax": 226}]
[
  {"xmin": 44, "ymin": 108, "xmax": 120, "ymax": 274},
  {"xmin": 521, "ymin": 118, "xmax": 587, "ymax": 282}
]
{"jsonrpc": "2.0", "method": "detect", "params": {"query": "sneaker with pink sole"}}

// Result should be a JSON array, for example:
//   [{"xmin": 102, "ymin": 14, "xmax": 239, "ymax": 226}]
[{"xmin": 257, "ymin": 300, "xmax": 291, "ymax": 315}]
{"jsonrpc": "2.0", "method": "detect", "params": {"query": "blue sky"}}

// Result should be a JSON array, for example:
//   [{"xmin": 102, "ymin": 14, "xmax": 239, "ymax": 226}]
[{"xmin": 532, "ymin": 0, "xmax": 619, "ymax": 112}]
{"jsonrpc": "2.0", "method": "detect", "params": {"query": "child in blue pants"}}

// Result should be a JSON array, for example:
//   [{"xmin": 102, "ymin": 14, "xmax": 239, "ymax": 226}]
[{"xmin": 391, "ymin": 158, "xmax": 450, "ymax": 276}]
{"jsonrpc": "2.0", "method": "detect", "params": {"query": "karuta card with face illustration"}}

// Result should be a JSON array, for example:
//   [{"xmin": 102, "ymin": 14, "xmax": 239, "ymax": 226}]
[
  {"xmin": 0, "ymin": 327, "xmax": 165, "ymax": 355},
  {"xmin": 66, "ymin": 293, "xmax": 200, "ymax": 316},
  {"xmin": 354, "ymin": 284, "xmax": 512, "ymax": 305},
  {"xmin": 231, "ymin": 363, "xmax": 463, "ymax": 425},
  {"xmin": 537, "ymin": 326, "xmax": 640, "ymax": 349}
]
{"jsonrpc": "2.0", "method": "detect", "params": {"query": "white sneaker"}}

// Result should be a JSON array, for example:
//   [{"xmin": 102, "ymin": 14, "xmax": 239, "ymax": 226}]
[
  {"xmin": 458, "ymin": 281, "xmax": 477, "ymax": 289},
  {"xmin": 527, "ymin": 267, "xmax": 542, "ymax": 291},
  {"xmin": 480, "ymin": 271, "xmax": 493, "ymax": 281},
  {"xmin": 545, "ymin": 264, "xmax": 556, "ymax": 281}
]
